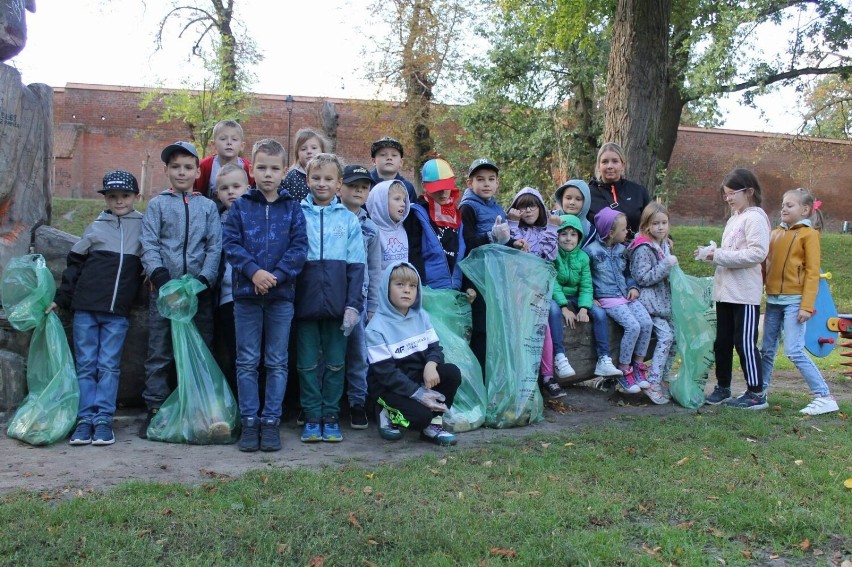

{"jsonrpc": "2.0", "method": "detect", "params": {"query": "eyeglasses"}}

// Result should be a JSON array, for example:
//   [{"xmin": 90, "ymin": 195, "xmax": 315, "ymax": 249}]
[
  {"xmin": 722, "ymin": 188, "xmax": 748, "ymax": 201},
  {"xmin": 519, "ymin": 205, "xmax": 539, "ymax": 212}
]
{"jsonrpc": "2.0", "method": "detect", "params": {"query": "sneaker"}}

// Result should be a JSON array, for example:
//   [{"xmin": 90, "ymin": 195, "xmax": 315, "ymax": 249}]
[
  {"xmin": 595, "ymin": 355, "xmax": 623, "ymax": 377},
  {"xmin": 377, "ymin": 407, "xmax": 402, "ymax": 441},
  {"xmin": 322, "ymin": 417, "xmax": 343, "ymax": 442},
  {"xmin": 554, "ymin": 353, "xmax": 576, "ymax": 380},
  {"xmin": 643, "ymin": 383, "xmax": 669, "ymax": 405},
  {"xmin": 349, "ymin": 405, "xmax": 368, "ymax": 430},
  {"xmin": 420, "ymin": 423, "xmax": 457, "ymax": 446},
  {"xmin": 725, "ymin": 390, "xmax": 768, "ymax": 410},
  {"xmin": 260, "ymin": 420, "xmax": 282, "ymax": 452},
  {"xmin": 295, "ymin": 410, "xmax": 305, "ymax": 426},
  {"xmin": 69, "ymin": 421, "xmax": 93, "ymax": 446},
  {"xmin": 705, "ymin": 385, "xmax": 732, "ymax": 406},
  {"xmin": 616, "ymin": 368, "xmax": 641, "ymax": 394},
  {"xmin": 632, "ymin": 361, "xmax": 651, "ymax": 389},
  {"xmin": 593, "ymin": 376, "xmax": 616, "ymax": 391},
  {"xmin": 300, "ymin": 419, "xmax": 322, "ymax": 443},
  {"xmin": 91, "ymin": 420, "xmax": 115, "ymax": 446},
  {"xmin": 138, "ymin": 408, "xmax": 158, "ymax": 439},
  {"xmin": 239, "ymin": 417, "xmax": 260, "ymax": 452},
  {"xmin": 543, "ymin": 379, "xmax": 567, "ymax": 399},
  {"xmin": 799, "ymin": 396, "xmax": 839, "ymax": 416}
]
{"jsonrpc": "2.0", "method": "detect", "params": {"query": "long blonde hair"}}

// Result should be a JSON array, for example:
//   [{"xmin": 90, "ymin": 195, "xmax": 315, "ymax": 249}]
[{"xmin": 594, "ymin": 142, "xmax": 627, "ymax": 181}]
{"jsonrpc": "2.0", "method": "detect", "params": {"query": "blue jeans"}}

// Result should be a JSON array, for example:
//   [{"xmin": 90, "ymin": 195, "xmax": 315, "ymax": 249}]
[
  {"xmin": 345, "ymin": 311, "xmax": 368, "ymax": 407},
  {"xmin": 234, "ymin": 298, "xmax": 294, "ymax": 423},
  {"xmin": 73, "ymin": 310, "xmax": 130, "ymax": 424},
  {"xmin": 761, "ymin": 302, "xmax": 830, "ymax": 396},
  {"xmin": 548, "ymin": 299, "xmax": 610, "ymax": 358}
]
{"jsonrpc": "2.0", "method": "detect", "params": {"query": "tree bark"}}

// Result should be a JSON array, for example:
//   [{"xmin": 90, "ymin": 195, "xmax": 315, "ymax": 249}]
[{"xmin": 603, "ymin": 0, "xmax": 671, "ymax": 192}]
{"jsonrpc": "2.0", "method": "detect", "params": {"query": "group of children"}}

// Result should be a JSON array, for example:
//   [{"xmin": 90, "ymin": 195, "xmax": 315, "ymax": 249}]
[{"xmin": 49, "ymin": 123, "xmax": 839, "ymax": 452}]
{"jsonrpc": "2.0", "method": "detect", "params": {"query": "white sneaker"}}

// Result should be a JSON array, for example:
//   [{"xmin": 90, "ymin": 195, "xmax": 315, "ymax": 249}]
[
  {"xmin": 554, "ymin": 353, "xmax": 576, "ymax": 379},
  {"xmin": 594, "ymin": 355, "xmax": 623, "ymax": 377},
  {"xmin": 799, "ymin": 396, "xmax": 839, "ymax": 416}
]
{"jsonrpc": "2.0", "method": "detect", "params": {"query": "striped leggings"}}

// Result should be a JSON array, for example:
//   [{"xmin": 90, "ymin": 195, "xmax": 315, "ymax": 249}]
[{"xmin": 714, "ymin": 302, "xmax": 763, "ymax": 392}]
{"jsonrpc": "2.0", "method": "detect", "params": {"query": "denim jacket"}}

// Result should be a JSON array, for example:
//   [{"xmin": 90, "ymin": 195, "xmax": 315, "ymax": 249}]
[{"xmin": 584, "ymin": 236, "xmax": 638, "ymax": 299}]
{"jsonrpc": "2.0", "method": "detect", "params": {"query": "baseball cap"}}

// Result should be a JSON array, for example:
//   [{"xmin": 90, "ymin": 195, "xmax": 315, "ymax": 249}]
[
  {"xmin": 161, "ymin": 141, "xmax": 199, "ymax": 163},
  {"xmin": 342, "ymin": 165, "xmax": 374, "ymax": 186},
  {"xmin": 467, "ymin": 158, "xmax": 499, "ymax": 177},
  {"xmin": 99, "ymin": 170, "xmax": 139, "ymax": 194},
  {"xmin": 421, "ymin": 158, "xmax": 456, "ymax": 193},
  {"xmin": 370, "ymin": 136, "xmax": 404, "ymax": 158}
]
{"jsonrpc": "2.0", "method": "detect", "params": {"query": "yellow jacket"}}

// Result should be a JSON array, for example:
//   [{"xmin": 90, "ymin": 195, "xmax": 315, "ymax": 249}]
[{"xmin": 763, "ymin": 222, "xmax": 821, "ymax": 313}]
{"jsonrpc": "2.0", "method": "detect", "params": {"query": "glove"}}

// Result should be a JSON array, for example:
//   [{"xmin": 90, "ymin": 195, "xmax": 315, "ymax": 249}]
[
  {"xmin": 695, "ymin": 240, "xmax": 716, "ymax": 261},
  {"xmin": 490, "ymin": 216, "xmax": 511, "ymax": 245},
  {"xmin": 411, "ymin": 387, "xmax": 449, "ymax": 412},
  {"xmin": 665, "ymin": 255, "xmax": 678, "ymax": 267},
  {"xmin": 340, "ymin": 307, "xmax": 360, "ymax": 337},
  {"xmin": 150, "ymin": 267, "xmax": 171, "ymax": 290}
]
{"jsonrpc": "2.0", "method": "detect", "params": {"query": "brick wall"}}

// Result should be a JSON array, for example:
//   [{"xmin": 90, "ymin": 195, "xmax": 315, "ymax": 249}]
[{"xmin": 52, "ymin": 84, "xmax": 852, "ymax": 229}]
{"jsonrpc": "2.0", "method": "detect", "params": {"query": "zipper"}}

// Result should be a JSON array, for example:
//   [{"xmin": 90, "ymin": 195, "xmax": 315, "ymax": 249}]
[
  {"xmin": 778, "ymin": 229, "xmax": 798, "ymax": 294},
  {"xmin": 319, "ymin": 206, "xmax": 325, "ymax": 260},
  {"xmin": 109, "ymin": 216, "xmax": 124, "ymax": 312},
  {"xmin": 182, "ymin": 193, "xmax": 190, "ymax": 275},
  {"xmin": 265, "ymin": 203, "xmax": 270, "ymax": 271}
]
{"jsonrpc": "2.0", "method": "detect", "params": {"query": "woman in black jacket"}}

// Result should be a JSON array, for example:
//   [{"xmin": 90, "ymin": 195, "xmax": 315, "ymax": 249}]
[{"xmin": 587, "ymin": 142, "xmax": 651, "ymax": 241}]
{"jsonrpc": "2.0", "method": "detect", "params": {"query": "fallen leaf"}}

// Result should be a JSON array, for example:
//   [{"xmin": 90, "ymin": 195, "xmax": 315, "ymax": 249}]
[
  {"xmin": 813, "ymin": 549, "xmax": 824, "ymax": 556},
  {"xmin": 526, "ymin": 491, "xmax": 541, "ymax": 497},
  {"xmin": 504, "ymin": 490, "xmax": 519, "ymax": 497},
  {"xmin": 769, "ymin": 554, "xmax": 779, "ymax": 559},
  {"xmin": 840, "ymin": 560, "xmax": 852, "ymax": 567},
  {"xmin": 799, "ymin": 538, "xmax": 811, "ymax": 551},
  {"xmin": 363, "ymin": 486, "xmax": 373, "ymax": 495},
  {"xmin": 276, "ymin": 543, "xmax": 290, "ymax": 554},
  {"xmin": 810, "ymin": 425, "xmax": 824, "ymax": 432},
  {"xmin": 367, "ymin": 539, "xmax": 380, "ymax": 546},
  {"xmin": 428, "ymin": 468, "xmax": 440, "ymax": 475},
  {"xmin": 307, "ymin": 556, "xmax": 325, "ymax": 567},
  {"xmin": 540, "ymin": 442, "xmax": 551, "ymax": 449},
  {"xmin": 844, "ymin": 478, "xmax": 852, "ymax": 489},
  {"xmin": 564, "ymin": 442, "xmax": 574, "ymax": 448},
  {"xmin": 348, "ymin": 512, "xmax": 362, "ymax": 531},
  {"xmin": 365, "ymin": 473, "xmax": 375, "ymax": 480},
  {"xmin": 437, "ymin": 458, "xmax": 447, "ymax": 465},
  {"xmin": 483, "ymin": 461, "xmax": 493, "ymax": 468},
  {"xmin": 159, "ymin": 508, "xmax": 173, "ymax": 516},
  {"xmin": 626, "ymin": 447, "xmax": 636, "ymax": 455},
  {"xmin": 489, "ymin": 547, "xmax": 517, "ymax": 558},
  {"xmin": 706, "ymin": 496, "xmax": 720, "ymax": 501},
  {"xmin": 707, "ymin": 527, "xmax": 724, "ymax": 537},
  {"xmin": 136, "ymin": 529, "xmax": 152, "ymax": 537},
  {"xmin": 362, "ymin": 560, "xmax": 379, "ymax": 567},
  {"xmin": 746, "ymin": 437, "xmax": 757, "ymax": 443},
  {"xmin": 676, "ymin": 521, "xmax": 694, "ymax": 530},
  {"xmin": 674, "ymin": 457, "xmax": 689, "ymax": 467},
  {"xmin": 794, "ymin": 459, "xmax": 803, "ymax": 466},
  {"xmin": 741, "ymin": 550, "xmax": 753, "ymax": 559},
  {"xmin": 641, "ymin": 544, "xmax": 661, "ymax": 555},
  {"xmin": 589, "ymin": 517, "xmax": 611, "ymax": 526},
  {"xmin": 547, "ymin": 475, "xmax": 560, "ymax": 481},
  {"xmin": 260, "ymin": 474, "xmax": 268, "ymax": 485},
  {"xmin": 457, "ymin": 492, "xmax": 464, "ymax": 499}
]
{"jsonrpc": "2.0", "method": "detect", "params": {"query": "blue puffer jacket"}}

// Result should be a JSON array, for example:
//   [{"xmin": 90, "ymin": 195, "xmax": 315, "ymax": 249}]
[
  {"xmin": 407, "ymin": 203, "xmax": 465, "ymax": 290},
  {"xmin": 584, "ymin": 236, "xmax": 638, "ymax": 299},
  {"xmin": 222, "ymin": 188, "xmax": 308, "ymax": 302},
  {"xmin": 295, "ymin": 195, "xmax": 366, "ymax": 319},
  {"xmin": 459, "ymin": 188, "xmax": 506, "ymax": 235}
]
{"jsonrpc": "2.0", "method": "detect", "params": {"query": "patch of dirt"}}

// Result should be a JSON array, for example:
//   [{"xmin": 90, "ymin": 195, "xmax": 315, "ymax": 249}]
[{"xmin": 1, "ymin": 371, "xmax": 848, "ymax": 495}]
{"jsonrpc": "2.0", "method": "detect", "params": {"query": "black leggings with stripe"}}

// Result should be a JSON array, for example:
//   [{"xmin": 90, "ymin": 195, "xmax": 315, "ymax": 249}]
[{"xmin": 714, "ymin": 302, "xmax": 763, "ymax": 392}]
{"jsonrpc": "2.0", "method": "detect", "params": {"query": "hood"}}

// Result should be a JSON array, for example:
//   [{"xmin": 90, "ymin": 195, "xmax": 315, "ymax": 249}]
[
  {"xmin": 509, "ymin": 186, "xmax": 547, "ymax": 227},
  {"xmin": 376, "ymin": 260, "xmax": 423, "ymax": 319},
  {"xmin": 554, "ymin": 179, "xmax": 591, "ymax": 220},
  {"xmin": 556, "ymin": 214, "xmax": 584, "ymax": 239},
  {"xmin": 367, "ymin": 180, "xmax": 410, "ymax": 230}
]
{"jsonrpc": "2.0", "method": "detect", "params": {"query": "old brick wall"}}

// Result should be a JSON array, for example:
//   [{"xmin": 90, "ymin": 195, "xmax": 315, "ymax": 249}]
[{"xmin": 52, "ymin": 84, "xmax": 852, "ymax": 229}]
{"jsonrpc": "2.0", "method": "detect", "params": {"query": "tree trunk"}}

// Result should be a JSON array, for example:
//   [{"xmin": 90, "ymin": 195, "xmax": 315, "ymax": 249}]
[{"xmin": 603, "ymin": 0, "xmax": 671, "ymax": 192}]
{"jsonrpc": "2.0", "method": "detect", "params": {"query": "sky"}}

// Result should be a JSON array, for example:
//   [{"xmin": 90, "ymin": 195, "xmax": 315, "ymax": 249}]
[{"xmin": 9, "ymin": 0, "xmax": 804, "ymax": 134}]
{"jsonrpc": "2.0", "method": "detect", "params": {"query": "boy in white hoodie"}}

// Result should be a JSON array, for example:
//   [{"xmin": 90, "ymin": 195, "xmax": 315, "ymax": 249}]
[{"xmin": 366, "ymin": 180, "xmax": 411, "ymax": 269}]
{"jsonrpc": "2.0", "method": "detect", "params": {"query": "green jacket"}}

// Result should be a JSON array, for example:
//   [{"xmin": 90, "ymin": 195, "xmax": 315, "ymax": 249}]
[{"xmin": 552, "ymin": 215, "xmax": 593, "ymax": 309}]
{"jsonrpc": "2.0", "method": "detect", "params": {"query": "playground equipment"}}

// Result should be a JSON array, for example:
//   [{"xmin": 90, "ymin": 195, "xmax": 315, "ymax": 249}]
[{"xmin": 805, "ymin": 272, "xmax": 839, "ymax": 358}]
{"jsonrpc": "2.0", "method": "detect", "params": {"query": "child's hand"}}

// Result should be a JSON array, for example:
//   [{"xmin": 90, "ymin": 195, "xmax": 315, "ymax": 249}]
[
  {"xmin": 577, "ymin": 308, "xmax": 589, "ymax": 323},
  {"xmin": 253, "ymin": 285, "xmax": 268, "ymax": 295},
  {"xmin": 412, "ymin": 388, "xmax": 448, "ymax": 412},
  {"xmin": 506, "ymin": 208, "xmax": 521, "ymax": 222},
  {"xmin": 465, "ymin": 288, "xmax": 477, "ymax": 303},
  {"xmin": 251, "ymin": 269, "xmax": 277, "ymax": 292},
  {"xmin": 367, "ymin": 311, "xmax": 374, "ymax": 322},
  {"xmin": 341, "ymin": 307, "xmax": 360, "ymax": 337},
  {"xmin": 627, "ymin": 288, "xmax": 640, "ymax": 301},
  {"xmin": 665, "ymin": 255, "xmax": 678, "ymax": 267},
  {"xmin": 548, "ymin": 214, "xmax": 563, "ymax": 226},
  {"xmin": 423, "ymin": 361, "xmax": 440, "ymax": 389},
  {"xmin": 797, "ymin": 309, "xmax": 812, "ymax": 323},
  {"xmin": 512, "ymin": 239, "xmax": 529, "ymax": 252},
  {"xmin": 562, "ymin": 307, "xmax": 578, "ymax": 329},
  {"xmin": 44, "ymin": 302, "xmax": 58, "ymax": 315}
]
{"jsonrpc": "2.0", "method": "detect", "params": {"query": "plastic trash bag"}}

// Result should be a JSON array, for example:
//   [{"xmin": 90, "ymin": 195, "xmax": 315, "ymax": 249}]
[
  {"xmin": 421, "ymin": 286, "xmax": 486, "ymax": 433},
  {"xmin": 146, "ymin": 275, "xmax": 238, "ymax": 444},
  {"xmin": 2, "ymin": 254, "xmax": 79, "ymax": 446},
  {"xmin": 669, "ymin": 266, "xmax": 715, "ymax": 409},
  {"xmin": 460, "ymin": 245, "xmax": 552, "ymax": 428}
]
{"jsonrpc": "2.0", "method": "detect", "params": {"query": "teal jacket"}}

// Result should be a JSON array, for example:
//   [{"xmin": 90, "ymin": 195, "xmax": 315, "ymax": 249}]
[{"xmin": 552, "ymin": 215, "xmax": 593, "ymax": 309}]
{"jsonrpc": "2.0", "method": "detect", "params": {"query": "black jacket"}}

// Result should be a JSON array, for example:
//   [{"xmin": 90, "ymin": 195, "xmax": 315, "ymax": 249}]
[{"xmin": 587, "ymin": 178, "xmax": 651, "ymax": 239}]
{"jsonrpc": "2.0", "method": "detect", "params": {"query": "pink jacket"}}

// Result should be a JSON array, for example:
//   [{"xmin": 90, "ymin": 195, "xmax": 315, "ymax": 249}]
[{"xmin": 712, "ymin": 206, "xmax": 771, "ymax": 305}]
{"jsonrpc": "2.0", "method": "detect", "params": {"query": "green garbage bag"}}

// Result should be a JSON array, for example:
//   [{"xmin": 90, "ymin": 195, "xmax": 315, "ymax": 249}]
[
  {"xmin": 2, "ymin": 254, "xmax": 79, "ymax": 446},
  {"xmin": 669, "ymin": 266, "xmax": 715, "ymax": 409},
  {"xmin": 421, "ymin": 286, "xmax": 486, "ymax": 433},
  {"xmin": 146, "ymin": 275, "xmax": 238, "ymax": 444},
  {"xmin": 460, "ymin": 245, "xmax": 552, "ymax": 428}
]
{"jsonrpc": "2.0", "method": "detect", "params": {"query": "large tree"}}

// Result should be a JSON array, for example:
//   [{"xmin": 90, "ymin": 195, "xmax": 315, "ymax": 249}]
[
  {"xmin": 476, "ymin": 0, "xmax": 852, "ymax": 191},
  {"xmin": 800, "ymin": 75, "xmax": 852, "ymax": 139}
]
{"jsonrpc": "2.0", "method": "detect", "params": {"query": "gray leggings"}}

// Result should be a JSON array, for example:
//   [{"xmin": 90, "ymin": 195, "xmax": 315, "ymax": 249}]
[
  {"xmin": 649, "ymin": 316, "xmax": 676, "ymax": 383},
  {"xmin": 604, "ymin": 301, "xmax": 652, "ymax": 365}
]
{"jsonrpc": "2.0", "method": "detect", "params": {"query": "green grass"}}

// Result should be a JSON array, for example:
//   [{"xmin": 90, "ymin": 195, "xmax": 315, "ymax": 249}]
[{"xmin": 1, "ymin": 396, "xmax": 849, "ymax": 566}]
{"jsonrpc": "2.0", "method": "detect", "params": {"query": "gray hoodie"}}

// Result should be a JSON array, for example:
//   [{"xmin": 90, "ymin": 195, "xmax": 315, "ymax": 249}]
[
  {"xmin": 141, "ymin": 189, "xmax": 221, "ymax": 286},
  {"xmin": 366, "ymin": 180, "xmax": 411, "ymax": 270}
]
